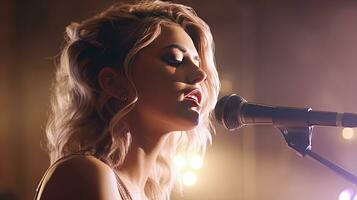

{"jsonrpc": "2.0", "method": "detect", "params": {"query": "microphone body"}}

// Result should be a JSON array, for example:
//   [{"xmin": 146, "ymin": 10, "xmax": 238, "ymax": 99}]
[{"xmin": 215, "ymin": 94, "xmax": 357, "ymax": 130}]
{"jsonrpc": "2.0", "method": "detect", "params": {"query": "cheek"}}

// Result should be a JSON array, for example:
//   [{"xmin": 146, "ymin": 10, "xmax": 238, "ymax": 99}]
[
  {"xmin": 132, "ymin": 58, "xmax": 173, "ymax": 86},
  {"xmin": 132, "ymin": 70, "xmax": 180, "ymax": 110}
]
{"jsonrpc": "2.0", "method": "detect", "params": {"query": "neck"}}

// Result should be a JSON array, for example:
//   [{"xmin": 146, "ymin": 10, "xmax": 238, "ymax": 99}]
[
  {"xmin": 118, "ymin": 107, "xmax": 178, "ymax": 199},
  {"xmin": 118, "ymin": 125, "xmax": 172, "ymax": 199},
  {"xmin": 119, "ymin": 133, "xmax": 169, "ymax": 187}
]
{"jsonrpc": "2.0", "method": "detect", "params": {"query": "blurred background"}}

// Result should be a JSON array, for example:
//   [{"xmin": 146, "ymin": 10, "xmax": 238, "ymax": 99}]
[{"xmin": 1, "ymin": 0, "xmax": 357, "ymax": 199}]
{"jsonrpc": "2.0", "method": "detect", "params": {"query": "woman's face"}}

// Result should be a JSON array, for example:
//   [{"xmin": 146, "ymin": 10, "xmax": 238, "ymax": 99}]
[{"xmin": 127, "ymin": 23, "xmax": 207, "ymax": 133}]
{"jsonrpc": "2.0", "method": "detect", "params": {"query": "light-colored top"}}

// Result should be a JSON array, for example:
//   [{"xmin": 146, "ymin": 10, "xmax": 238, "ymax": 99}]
[{"xmin": 34, "ymin": 154, "xmax": 131, "ymax": 200}]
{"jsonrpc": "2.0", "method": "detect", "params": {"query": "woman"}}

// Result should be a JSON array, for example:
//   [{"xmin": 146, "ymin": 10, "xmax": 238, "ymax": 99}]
[{"xmin": 35, "ymin": 0, "xmax": 220, "ymax": 199}]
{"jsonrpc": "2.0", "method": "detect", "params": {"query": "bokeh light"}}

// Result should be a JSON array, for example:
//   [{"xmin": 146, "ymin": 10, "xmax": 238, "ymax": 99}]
[
  {"xmin": 339, "ymin": 189, "xmax": 353, "ymax": 200},
  {"xmin": 174, "ymin": 154, "xmax": 203, "ymax": 187},
  {"xmin": 342, "ymin": 128, "xmax": 354, "ymax": 140},
  {"xmin": 182, "ymin": 171, "xmax": 197, "ymax": 186}
]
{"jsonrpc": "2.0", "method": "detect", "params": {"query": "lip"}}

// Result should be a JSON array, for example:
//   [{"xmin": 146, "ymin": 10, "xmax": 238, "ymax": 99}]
[{"xmin": 183, "ymin": 88, "xmax": 202, "ymax": 106}]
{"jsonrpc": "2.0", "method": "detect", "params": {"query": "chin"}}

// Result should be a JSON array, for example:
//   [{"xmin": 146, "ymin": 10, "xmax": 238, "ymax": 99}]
[{"xmin": 172, "ymin": 111, "xmax": 201, "ymax": 131}]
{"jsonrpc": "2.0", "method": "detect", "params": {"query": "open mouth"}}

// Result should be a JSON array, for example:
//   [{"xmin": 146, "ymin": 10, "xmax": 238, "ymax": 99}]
[{"xmin": 184, "ymin": 89, "xmax": 202, "ymax": 106}]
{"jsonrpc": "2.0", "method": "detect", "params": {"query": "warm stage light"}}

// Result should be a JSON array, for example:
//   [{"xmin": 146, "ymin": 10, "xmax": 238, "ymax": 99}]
[
  {"xmin": 339, "ymin": 189, "xmax": 353, "ymax": 200},
  {"xmin": 342, "ymin": 128, "xmax": 354, "ymax": 140},
  {"xmin": 182, "ymin": 171, "xmax": 197, "ymax": 186},
  {"xmin": 189, "ymin": 155, "xmax": 203, "ymax": 170},
  {"xmin": 173, "ymin": 155, "xmax": 186, "ymax": 170},
  {"xmin": 174, "ymin": 154, "xmax": 203, "ymax": 186}
]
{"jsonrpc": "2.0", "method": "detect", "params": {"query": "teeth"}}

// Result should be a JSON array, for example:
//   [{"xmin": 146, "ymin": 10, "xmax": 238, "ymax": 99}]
[{"xmin": 187, "ymin": 95, "xmax": 198, "ymax": 102}]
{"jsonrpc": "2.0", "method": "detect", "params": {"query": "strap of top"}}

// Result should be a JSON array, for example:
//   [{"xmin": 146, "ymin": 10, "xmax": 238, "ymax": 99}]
[
  {"xmin": 34, "ymin": 154, "xmax": 83, "ymax": 200},
  {"xmin": 33, "ymin": 154, "xmax": 128, "ymax": 200},
  {"xmin": 113, "ymin": 170, "xmax": 133, "ymax": 200}
]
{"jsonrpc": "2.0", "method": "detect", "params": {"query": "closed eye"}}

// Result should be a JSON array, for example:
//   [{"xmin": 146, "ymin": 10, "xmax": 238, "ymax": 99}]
[
  {"xmin": 161, "ymin": 48, "xmax": 184, "ymax": 67},
  {"xmin": 164, "ymin": 56, "xmax": 183, "ymax": 67},
  {"xmin": 161, "ymin": 44, "xmax": 200, "ymax": 67}
]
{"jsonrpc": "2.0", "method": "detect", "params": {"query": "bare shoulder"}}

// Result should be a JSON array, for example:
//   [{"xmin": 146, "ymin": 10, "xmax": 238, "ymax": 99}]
[{"xmin": 38, "ymin": 155, "xmax": 121, "ymax": 200}]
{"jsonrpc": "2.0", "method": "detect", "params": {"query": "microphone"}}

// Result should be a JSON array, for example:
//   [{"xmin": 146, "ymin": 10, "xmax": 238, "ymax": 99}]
[{"xmin": 215, "ymin": 94, "xmax": 357, "ymax": 130}]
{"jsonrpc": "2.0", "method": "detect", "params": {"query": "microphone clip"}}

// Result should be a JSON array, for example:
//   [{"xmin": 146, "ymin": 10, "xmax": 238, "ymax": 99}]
[
  {"xmin": 277, "ymin": 125, "xmax": 357, "ymax": 185},
  {"xmin": 278, "ymin": 126, "xmax": 313, "ymax": 157}
]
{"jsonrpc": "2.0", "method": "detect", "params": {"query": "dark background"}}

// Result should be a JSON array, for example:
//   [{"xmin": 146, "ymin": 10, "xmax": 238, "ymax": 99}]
[{"xmin": 2, "ymin": 0, "xmax": 357, "ymax": 199}]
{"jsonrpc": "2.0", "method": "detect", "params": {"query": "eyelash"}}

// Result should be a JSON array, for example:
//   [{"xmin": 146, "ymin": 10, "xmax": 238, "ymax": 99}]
[
  {"xmin": 164, "ymin": 56, "xmax": 184, "ymax": 67},
  {"xmin": 163, "ymin": 55, "xmax": 200, "ymax": 68},
  {"xmin": 169, "ymin": 58, "xmax": 184, "ymax": 67}
]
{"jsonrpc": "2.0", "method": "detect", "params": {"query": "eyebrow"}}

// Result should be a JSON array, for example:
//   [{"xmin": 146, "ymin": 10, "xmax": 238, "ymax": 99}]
[{"xmin": 163, "ymin": 44, "xmax": 201, "ymax": 63}]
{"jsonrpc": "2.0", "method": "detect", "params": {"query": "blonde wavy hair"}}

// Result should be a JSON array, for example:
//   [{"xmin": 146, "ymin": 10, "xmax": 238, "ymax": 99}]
[{"xmin": 46, "ymin": 0, "xmax": 220, "ymax": 199}]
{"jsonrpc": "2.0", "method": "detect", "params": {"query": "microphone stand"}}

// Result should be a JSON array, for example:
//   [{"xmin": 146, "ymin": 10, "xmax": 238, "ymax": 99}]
[{"xmin": 278, "ymin": 126, "xmax": 357, "ymax": 185}]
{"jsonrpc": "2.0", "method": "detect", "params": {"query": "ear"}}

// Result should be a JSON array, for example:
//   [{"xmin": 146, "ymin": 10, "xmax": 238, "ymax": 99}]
[{"xmin": 98, "ymin": 67, "xmax": 130, "ymax": 100}]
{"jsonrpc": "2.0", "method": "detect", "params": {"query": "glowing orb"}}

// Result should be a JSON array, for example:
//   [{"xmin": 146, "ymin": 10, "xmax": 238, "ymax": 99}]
[
  {"xmin": 339, "ymin": 189, "xmax": 353, "ymax": 200},
  {"xmin": 182, "ymin": 171, "xmax": 197, "ymax": 186},
  {"xmin": 342, "ymin": 128, "xmax": 354, "ymax": 140}
]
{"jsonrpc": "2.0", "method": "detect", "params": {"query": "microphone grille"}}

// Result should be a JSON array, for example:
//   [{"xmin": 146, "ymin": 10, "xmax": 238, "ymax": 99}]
[{"xmin": 214, "ymin": 94, "xmax": 246, "ymax": 130}]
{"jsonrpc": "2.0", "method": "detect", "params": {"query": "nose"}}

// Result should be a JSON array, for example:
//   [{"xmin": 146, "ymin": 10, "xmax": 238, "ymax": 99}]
[{"xmin": 189, "ymin": 66, "xmax": 207, "ymax": 85}]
